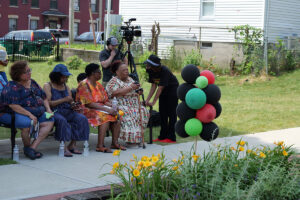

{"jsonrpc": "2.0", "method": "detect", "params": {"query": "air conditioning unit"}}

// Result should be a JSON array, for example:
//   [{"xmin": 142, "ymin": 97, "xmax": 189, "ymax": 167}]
[
  {"xmin": 287, "ymin": 36, "xmax": 298, "ymax": 50},
  {"xmin": 74, "ymin": 6, "xmax": 79, "ymax": 11}
]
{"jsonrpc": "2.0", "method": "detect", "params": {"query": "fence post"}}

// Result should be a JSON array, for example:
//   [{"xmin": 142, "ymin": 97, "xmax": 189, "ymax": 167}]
[
  {"xmin": 12, "ymin": 36, "xmax": 15, "ymax": 62},
  {"xmin": 56, "ymin": 38, "xmax": 60, "ymax": 61}
]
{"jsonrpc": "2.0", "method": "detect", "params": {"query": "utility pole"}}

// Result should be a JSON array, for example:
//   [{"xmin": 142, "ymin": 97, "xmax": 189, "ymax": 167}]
[
  {"xmin": 69, "ymin": 0, "xmax": 74, "ymax": 46},
  {"xmin": 89, "ymin": 0, "xmax": 97, "ymax": 47},
  {"xmin": 105, "ymin": 0, "xmax": 111, "ymax": 41},
  {"xmin": 99, "ymin": 0, "xmax": 102, "ymax": 31}
]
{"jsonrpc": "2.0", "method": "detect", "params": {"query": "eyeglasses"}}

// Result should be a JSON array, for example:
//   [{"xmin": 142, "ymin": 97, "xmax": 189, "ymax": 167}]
[{"xmin": 24, "ymin": 68, "xmax": 32, "ymax": 74}]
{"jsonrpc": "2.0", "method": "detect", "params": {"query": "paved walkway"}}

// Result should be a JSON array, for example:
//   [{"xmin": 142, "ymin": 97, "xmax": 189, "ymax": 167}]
[{"xmin": 0, "ymin": 127, "xmax": 299, "ymax": 200}]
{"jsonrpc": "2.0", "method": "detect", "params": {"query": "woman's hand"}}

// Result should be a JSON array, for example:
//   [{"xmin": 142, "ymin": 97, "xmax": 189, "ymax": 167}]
[
  {"xmin": 64, "ymin": 96, "xmax": 74, "ymax": 103},
  {"xmin": 29, "ymin": 114, "xmax": 37, "ymax": 126},
  {"xmin": 107, "ymin": 107, "xmax": 117, "ymax": 116},
  {"xmin": 130, "ymin": 83, "xmax": 140, "ymax": 90}
]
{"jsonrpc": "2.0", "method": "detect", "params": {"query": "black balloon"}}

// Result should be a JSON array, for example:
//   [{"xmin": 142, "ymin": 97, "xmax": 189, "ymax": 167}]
[
  {"xmin": 177, "ymin": 83, "xmax": 195, "ymax": 101},
  {"xmin": 176, "ymin": 102, "xmax": 196, "ymax": 121},
  {"xmin": 175, "ymin": 120, "xmax": 189, "ymax": 138},
  {"xmin": 181, "ymin": 64, "xmax": 200, "ymax": 84},
  {"xmin": 212, "ymin": 102, "xmax": 222, "ymax": 119},
  {"xmin": 202, "ymin": 84, "xmax": 221, "ymax": 104},
  {"xmin": 200, "ymin": 122, "xmax": 219, "ymax": 141}
]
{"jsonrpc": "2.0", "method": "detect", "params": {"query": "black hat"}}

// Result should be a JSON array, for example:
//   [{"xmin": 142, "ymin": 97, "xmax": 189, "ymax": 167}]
[{"xmin": 144, "ymin": 54, "xmax": 161, "ymax": 67}]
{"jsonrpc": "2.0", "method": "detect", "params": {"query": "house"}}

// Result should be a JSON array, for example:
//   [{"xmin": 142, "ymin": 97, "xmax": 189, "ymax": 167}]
[
  {"xmin": 0, "ymin": 0, "xmax": 119, "ymax": 37},
  {"xmin": 119, "ymin": 0, "xmax": 300, "ymax": 68}
]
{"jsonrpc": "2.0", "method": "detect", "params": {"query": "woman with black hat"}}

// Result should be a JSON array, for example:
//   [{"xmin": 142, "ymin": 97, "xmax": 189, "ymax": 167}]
[{"xmin": 145, "ymin": 55, "xmax": 179, "ymax": 143}]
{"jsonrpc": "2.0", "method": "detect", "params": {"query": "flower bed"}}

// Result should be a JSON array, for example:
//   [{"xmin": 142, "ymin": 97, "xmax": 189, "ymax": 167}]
[{"xmin": 102, "ymin": 141, "xmax": 300, "ymax": 199}]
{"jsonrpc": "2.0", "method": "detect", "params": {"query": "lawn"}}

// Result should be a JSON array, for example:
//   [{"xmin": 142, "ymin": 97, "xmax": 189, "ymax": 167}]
[
  {"xmin": 0, "ymin": 158, "xmax": 17, "ymax": 165},
  {"xmin": 1, "ymin": 61, "xmax": 300, "ymax": 144}
]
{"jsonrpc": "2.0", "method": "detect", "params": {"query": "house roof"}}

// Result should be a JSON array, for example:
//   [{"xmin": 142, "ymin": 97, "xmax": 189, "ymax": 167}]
[{"xmin": 41, "ymin": 10, "xmax": 67, "ymax": 17}]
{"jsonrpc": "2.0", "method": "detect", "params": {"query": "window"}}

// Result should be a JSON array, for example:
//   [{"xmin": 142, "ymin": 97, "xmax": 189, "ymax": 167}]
[
  {"xmin": 201, "ymin": 0, "xmax": 214, "ymax": 17},
  {"xmin": 31, "ymin": 0, "xmax": 39, "ymax": 8},
  {"xmin": 105, "ymin": 0, "xmax": 112, "ymax": 10},
  {"xmin": 91, "ymin": 0, "xmax": 97, "ymax": 12},
  {"xmin": 50, "ymin": 0, "xmax": 57, "ymax": 9},
  {"xmin": 10, "ymin": 0, "xmax": 18, "ymax": 6},
  {"xmin": 74, "ymin": 0, "xmax": 80, "ymax": 11},
  {"xmin": 74, "ymin": 23, "xmax": 79, "ymax": 37},
  {"xmin": 201, "ymin": 42, "xmax": 213, "ymax": 48},
  {"xmin": 30, "ymin": 20, "xmax": 38, "ymax": 30},
  {"xmin": 9, "ymin": 18, "xmax": 17, "ymax": 32},
  {"xmin": 22, "ymin": 0, "xmax": 28, "ymax": 4}
]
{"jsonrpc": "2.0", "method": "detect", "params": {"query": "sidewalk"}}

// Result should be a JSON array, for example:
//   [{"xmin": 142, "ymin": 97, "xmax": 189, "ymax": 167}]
[{"xmin": 0, "ymin": 127, "xmax": 299, "ymax": 200}]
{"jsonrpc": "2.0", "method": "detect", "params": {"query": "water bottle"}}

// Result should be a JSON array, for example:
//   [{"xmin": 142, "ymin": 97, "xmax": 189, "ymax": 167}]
[
  {"xmin": 59, "ymin": 141, "xmax": 65, "ymax": 157},
  {"xmin": 13, "ymin": 145, "xmax": 19, "ymax": 162},
  {"xmin": 112, "ymin": 97, "xmax": 118, "ymax": 111},
  {"xmin": 83, "ymin": 140, "xmax": 89, "ymax": 157}
]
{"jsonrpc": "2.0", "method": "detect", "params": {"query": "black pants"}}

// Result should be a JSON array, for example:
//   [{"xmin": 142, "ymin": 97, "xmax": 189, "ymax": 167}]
[{"xmin": 158, "ymin": 94, "xmax": 178, "ymax": 141}]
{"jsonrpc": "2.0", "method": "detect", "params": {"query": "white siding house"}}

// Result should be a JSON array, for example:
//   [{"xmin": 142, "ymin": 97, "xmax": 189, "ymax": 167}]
[{"xmin": 119, "ymin": 0, "xmax": 300, "ymax": 68}]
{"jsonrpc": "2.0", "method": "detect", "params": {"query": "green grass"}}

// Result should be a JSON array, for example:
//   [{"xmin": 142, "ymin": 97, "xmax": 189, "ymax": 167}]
[
  {"xmin": 60, "ymin": 43, "xmax": 104, "ymax": 51},
  {"xmin": 1, "ymin": 61, "xmax": 300, "ymax": 144},
  {"xmin": 0, "ymin": 158, "xmax": 17, "ymax": 165}
]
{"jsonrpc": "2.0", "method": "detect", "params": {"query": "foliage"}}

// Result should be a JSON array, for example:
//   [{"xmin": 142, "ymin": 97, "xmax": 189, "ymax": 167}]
[
  {"xmin": 0, "ymin": 158, "xmax": 17, "ymax": 166},
  {"xmin": 103, "ymin": 141, "xmax": 299, "ymax": 199},
  {"xmin": 182, "ymin": 50, "xmax": 202, "ymax": 67},
  {"xmin": 137, "ymin": 51, "xmax": 153, "ymax": 85},
  {"xmin": 230, "ymin": 25, "xmax": 264, "ymax": 75},
  {"xmin": 66, "ymin": 55, "xmax": 83, "ymax": 70},
  {"xmin": 47, "ymin": 57, "xmax": 55, "ymax": 66},
  {"xmin": 60, "ymin": 43, "xmax": 104, "ymax": 51},
  {"xmin": 161, "ymin": 46, "xmax": 184, "ymax": 71}
]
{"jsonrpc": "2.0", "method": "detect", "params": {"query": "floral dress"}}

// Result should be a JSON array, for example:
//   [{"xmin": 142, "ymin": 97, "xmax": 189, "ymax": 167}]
[
  {"xmin": 106, "ymin": 76, "xmax": 149, "ymax": 143},
  {"xmin": 76, "ymin": 79, "xmax": 116, "ymax": 127}
]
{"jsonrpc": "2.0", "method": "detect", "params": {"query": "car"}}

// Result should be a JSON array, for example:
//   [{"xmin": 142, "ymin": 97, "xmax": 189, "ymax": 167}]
[
  {"xmin": 74, "ymin": 32, "xmax": 104, "ymax": 44},
  {"xmin": 38, "ymin": 29, "xmax": 69, "ymax": 44},
  {"xmin": 3, "ymin": 30, "xmax": 56, "ymax": 43}
]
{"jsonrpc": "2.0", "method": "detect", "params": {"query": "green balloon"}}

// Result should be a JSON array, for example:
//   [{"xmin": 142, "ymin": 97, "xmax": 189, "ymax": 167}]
[
  {"xmin": 185, "ymin": 88, "xmax": 206, "ymax": 109},
  {"xmin": 184, "ymin": 118, "xmax": 203, "ymax": 136},
  {"xmin": 196, "ymin": 76, "xmax": 208, "ymax": 89}
]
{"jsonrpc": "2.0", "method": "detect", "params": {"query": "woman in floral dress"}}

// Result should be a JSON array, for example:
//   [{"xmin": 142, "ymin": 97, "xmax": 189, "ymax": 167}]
[
  {"xmin": 106, "ymin": 61, "xmax": 149, "ymax": 146},
  {"xmin": 76, "ymin": 63, "xmax": 126, "ymax": 152}
]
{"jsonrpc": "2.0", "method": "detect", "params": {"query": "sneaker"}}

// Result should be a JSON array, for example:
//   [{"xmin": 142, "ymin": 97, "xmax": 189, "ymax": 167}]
[
  {"xmin": 153, "ymin": 138, "xmax": 162, "ymax": 142},
  {"xmin": 160, "ymin": 139, "xmax": 176, "ymax": 143}
]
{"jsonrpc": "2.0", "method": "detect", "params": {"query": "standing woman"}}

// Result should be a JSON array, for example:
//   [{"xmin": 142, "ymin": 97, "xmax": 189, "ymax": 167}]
[
  {"xmin": 145, "ymin": 55, "xmax": 179, "ymax": 143},
  {"xmin": 43, "ymin": 64, "xmax": 89, "ymax": 157},
  {"xmin": 76, "ymin": 63, "xmax": 126, "ymax": 152}
]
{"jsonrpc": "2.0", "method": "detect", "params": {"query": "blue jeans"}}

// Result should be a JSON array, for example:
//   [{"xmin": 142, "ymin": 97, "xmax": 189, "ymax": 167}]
[{"xmin": 0, "ymin": 113, "xmax": 54, "ymax": 128}]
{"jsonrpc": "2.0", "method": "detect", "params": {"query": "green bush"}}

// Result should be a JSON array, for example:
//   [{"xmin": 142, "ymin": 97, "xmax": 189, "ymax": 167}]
[
  {"xmin": 103, "ymin": 140, "xmax": 300, "ymax": 199},
  {"xmin": 183, "ymin": 50, "xmax": 202, "ymax": 67},
  {"xmin": 161, "ymin": 46, "xmax": 183, "ymax": 71},
  {"xmin": 66, "ymin": 55, "xmax": 83, "ymax": 70},
  {"xmin": 137, "ymin": 51, "xmax": 153, "ymax": 85}
]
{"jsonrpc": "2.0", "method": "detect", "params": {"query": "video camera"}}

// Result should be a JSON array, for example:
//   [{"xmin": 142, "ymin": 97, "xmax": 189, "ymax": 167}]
[{"xmin": 120, "ymin": 18, "xmax": 141, "ymax": 43}]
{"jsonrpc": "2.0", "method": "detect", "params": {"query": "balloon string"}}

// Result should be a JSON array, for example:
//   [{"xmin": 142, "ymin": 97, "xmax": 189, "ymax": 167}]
[{"xmin": 194, "ymin": 136, "xmax": 198, "ymax": 155}]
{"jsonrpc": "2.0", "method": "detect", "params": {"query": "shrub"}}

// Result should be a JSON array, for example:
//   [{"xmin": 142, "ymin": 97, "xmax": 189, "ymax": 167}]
[
  {"xmin": 66, "ymin": 55, "xmax": 83, "ymax": 70},
  {"xmin": 183, "ymin": 50, "xmax": 202, "ymax": 67},
  {"xmin": 161, "ymin": 46, "xmax": 184, "ymax": 71},
  {"xmin": 102, "ymin": 140, "xmax": 299, "ymax": 199}
]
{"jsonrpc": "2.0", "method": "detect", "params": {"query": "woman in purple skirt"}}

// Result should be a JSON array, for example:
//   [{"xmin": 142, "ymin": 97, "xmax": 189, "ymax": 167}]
[{"xmin": 43, "ymin": 64, "xmax": 89, "ymax": 157}]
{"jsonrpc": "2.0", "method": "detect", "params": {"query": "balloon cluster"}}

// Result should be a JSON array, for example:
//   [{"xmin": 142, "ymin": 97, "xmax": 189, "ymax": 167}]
[{"xmin": 175, "ymin": 64, "xmax": 222, "ymax": 141}]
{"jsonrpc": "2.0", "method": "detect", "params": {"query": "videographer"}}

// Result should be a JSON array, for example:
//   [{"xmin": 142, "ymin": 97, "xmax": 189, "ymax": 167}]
[
  {"xmin": 99, "ymin": 37, "xmax": 128, "ymax": 87},
  {"xmin": 145, "ymin": 55, "xmax": 179, "ymax": 143}
]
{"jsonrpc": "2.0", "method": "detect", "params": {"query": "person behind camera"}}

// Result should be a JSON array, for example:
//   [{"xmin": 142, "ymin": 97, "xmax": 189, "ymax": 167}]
[
  {"xmin": 106, "ymin": 61, "xmax": 149, "ymax": 147},
  {"xmin": 0, "ymin": 61, "xmax": 54, "ymax": 159},
  {"xmin": 76, "ymin": 63, "xmax": 126, "ymax": 152},
  {"xmin": 99, "ymin": 37, "xmax": 128, "ymax": 87},
  {"xmin": 145, "ymin": 55, "xmax": 179, "ymax": 143},
  {"xmin": 43, "ymin": 64, "xmax": 89, "ymax": 157}
]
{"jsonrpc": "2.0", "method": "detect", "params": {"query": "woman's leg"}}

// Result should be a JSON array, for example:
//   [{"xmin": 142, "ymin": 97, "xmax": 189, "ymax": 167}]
[
  {"xmin": 97, "ymin": 122, "xmax": 110, "ymax": 149},
  {"xmin": 110, "ymin": 120, "xmax": 126, "ymax": 150}
]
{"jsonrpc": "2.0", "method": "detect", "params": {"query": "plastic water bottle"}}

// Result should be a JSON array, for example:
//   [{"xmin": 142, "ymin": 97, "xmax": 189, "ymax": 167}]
[
  {"xmin": 83, "ymin": 140, "xmax": 89, "ymax": 157},
  {"xmin": 59, "ymin": 141, "xmax": 65, "ymax": 157},
  {"xmin": 112, "ymin": 97, "xmax": 118, "ymax": 111},
  {"xmin": 13, "ymin": 145, "xmax": 19, "ymax": 162}
]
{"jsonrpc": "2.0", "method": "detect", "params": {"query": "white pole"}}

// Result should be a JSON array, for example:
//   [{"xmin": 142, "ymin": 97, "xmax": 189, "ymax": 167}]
[
  {"xmin": 28, "ymin": 15, "xmax": 31, "ymax": 30},
  {"xmin": 263, "ymin": 0, "xmax": 269, "ymax": 75},
  {"xmin": 69, "ymin": 0, "xmax": 74, "ymax": 46},
  {"xmin": 105, "ymin": 0, "xmax": 111, "ymax": 41}
]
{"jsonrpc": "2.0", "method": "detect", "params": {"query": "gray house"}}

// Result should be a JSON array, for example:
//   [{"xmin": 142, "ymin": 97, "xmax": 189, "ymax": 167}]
[{"xmin": 119, "ymin": 0, "xmax": 300, "ymax": 68}]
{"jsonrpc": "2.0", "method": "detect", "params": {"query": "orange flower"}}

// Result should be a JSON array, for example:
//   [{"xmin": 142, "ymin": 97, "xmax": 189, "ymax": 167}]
[
  {"xmin": 282, "ymin": 150, "xmax": 288, "ymax": 156},
  {"xmin": 133, "ymin": 169, "xmax": 140, "ymax": 177},
  {"xmin": 259, "ymin": 152, "xmax": 266, "ymax": 158}
]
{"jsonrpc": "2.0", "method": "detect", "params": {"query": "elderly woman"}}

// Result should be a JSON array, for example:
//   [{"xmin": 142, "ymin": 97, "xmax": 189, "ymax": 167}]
[
  {"xmin": 76, "ymin": 63, "xmax": 126, "ymax": 152},
  {"xmin": 43, "ymin": 64, "xmax": 89, "ymax": 157},
  {"xmin": 0, "ymin": 61, "xmax": 54, "ymax": 160},
  {"xmin": 106, "ymin": 61, "xmax": 149, "ymax": 146}
]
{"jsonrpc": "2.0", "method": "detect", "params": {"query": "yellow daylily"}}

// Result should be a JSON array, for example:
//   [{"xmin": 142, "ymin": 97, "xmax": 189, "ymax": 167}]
[
  {"xmin": 237, "ymin": 141, "xmax": 246, "ymax": 146},
  {"xmin": 132, "ymin": 154, "xmax": 137, "ymax": 159},
  {"xmin": 151, "ymin": 156, "xmax": 159, "ymax": 163},
  {"xmin": 113, "ymin": 162, "xmax": 120, "ymax": 169},
  {"xmin": 192, "ymin": 155, "xmax": 199, "ymax": 162},
  {"xmin": 282, "ymin": 150, "xmax": 288, "ymax": 156},
  {"xmin": 234, "ymin": 164, "xmax": 238, "ymax": 167},
  {"xmin": 110, "ymin": 170, "xmax": 115, "ymax": 174},
  {"xmin": 172, "ymin": 166, "xmax": 179, "ymax": 170},
  {"xmin": 259, "ymin": 152, "xmax": 266, "ymax": 158},
  {"xmin": 113, "ymin": 150, "xmax": 121, "ymax": 156},
  {"xmin": 230, "ymin": 147, "xmax": 236, "ymax": 151},
  {"xmin": 247, "ymin": 149, "xmax": 252, "ymax": 154},
  {"xmin": 239, "ymin": 147, "xmax": 245, "ymax": 152},
  {"xmin": 138, "ymin": 161, "xmax": 145, "ymax": 167},
  {"xmin": 172, "ymin": 159, "xmax": 177, "ymax": 163},
  {"xmin": 133, "ymin": 169, "xmax": 140, "ymax": 177},
  {"xmin": 144, "ymin": 161, "xmax": 153, "ymax": 167},
  {"xmin": 141, "ymin": 156, "xmax": 148, "ymax": 161}
]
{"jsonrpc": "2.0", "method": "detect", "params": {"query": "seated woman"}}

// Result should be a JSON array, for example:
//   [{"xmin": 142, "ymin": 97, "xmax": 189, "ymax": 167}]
[
  {"xmin": 0, "ymin": 61, "xmax": 54, "ymax": 160},
  {"xmin": 43, "ymin": 64, "xmax": 89, "ymax": 157},
  {"xmin": 76, "ymin": 63, "xmax": 126, "ymax": 152},
  {"xmin": 106, "ymin": 61, "xmax": 149, "ymax": 146}
]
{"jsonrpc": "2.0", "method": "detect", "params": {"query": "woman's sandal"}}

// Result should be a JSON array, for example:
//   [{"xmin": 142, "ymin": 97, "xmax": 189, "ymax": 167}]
[
  {"xmin": 35, "ymin": 151, "xmax": 43, "ymax": 159},
  {"xmin": 111, "ymin": 144, "xmax": 127, "ymax": 151},
  {"xmin": 23, "ymin": 147, "xmax": 37, "ymax": 160},
  {"xmin": 68, "ymin": 148, "xmax": 82, "ymax": 155},
  {"xmin": 96, "ymin": 147, "xmax": 112, "ymax": 153},
  {"xmin": 64, "ymin": 151, "xmax": 73, "ymax": 157}
]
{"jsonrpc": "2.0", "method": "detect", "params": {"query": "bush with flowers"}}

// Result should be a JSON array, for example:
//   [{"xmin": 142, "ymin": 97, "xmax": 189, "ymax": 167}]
[{"xmin": 101, "ymin": 140, "xmax": 300, "ymax": 199}]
